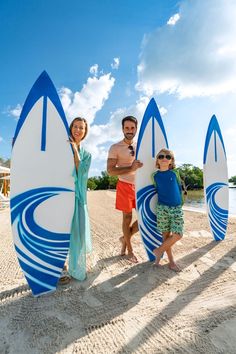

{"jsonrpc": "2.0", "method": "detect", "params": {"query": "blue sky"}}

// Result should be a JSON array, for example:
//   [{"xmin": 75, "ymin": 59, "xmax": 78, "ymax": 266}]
[{"xmin": 0, "ymin": 0, "xmax": 236, "ymax": 177}]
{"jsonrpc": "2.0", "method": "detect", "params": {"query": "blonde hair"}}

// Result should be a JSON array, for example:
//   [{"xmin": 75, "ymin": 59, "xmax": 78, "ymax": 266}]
[{"xmin": 156, "ymin": 148, "xmax": 176, "ymax": 170}]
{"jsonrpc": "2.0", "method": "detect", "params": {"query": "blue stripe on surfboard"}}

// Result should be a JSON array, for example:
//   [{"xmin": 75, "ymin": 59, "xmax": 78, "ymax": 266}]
[
  {"xmin": 17, "ymin": 219, "xmax": 67, "ymax": 266},
  {"xmin": 13, "ymin": 71, "xmax": 70, "ymax": 146},
  {"xmin": 137, "ymin": 185, "xmax": 163, "ymax": 260},
  {"xmin": 203, "ymin": 115, "xmax": 226, "ymax": 164},
  {"xmin": 22, "ymin": 265, "xmax": 57, "ymax": 297},
  {"xmin": 206, "ymin": 182, "xmax": 228, "ymax": 241},
  {"xmin": 18, "ymin": 253, "xmax": 60, "ymax": 284},
  {"xmin": 16, "ymin": 245, "xmax": 61, "ymax": 276},
  {"xmin": 214, "ymin": 130, "xmax": 217, "ymax": 163},
  {"xmin": 41, "ymin": 95, "xmax": 47, "ymax": 151},
  {"xmin": 152, "ymin": 115, "xmax": 155, "ymax": 158},
  {"xmin": 16, "ymin": 203, "xmax": 67, "ymax": 268},
  {"xmin": 11, "ymin": 187, "xmax": 73, "ymax": 295},
  {"xmin": 136, "ymin": 98, "xmax": 169, "ymax": 158},
  {"xmin": 139, "ymin": 225, "xmax": 156, "ymax": 260}
]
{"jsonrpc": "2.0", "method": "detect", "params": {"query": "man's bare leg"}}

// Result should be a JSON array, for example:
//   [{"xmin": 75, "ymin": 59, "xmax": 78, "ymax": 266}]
[
  {"xmin": 153, "ymin": 233, "xmax": 182, "ymax": 269},
  {"xmin": 119, "ymin": 236, "xmax": 126, "ymax": 256},
  {"xmin": 122, "ymin": 212, "xmax": 138, "ymax": 262},
  {"xmin": 120, "ymin": 220, "xmax": 139, "ymax": 256}
]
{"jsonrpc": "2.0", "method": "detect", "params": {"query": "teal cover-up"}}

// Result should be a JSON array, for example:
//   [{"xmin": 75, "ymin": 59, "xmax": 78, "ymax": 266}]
[{"xmin": 68, "ymin": 147, "xmax": 92, "ymax": 281}]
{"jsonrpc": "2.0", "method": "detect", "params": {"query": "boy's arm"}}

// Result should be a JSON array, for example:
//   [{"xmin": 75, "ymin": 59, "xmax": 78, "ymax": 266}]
[
  {"xmin": 151, "ymin": 171, "xmax": 157, "ymax": 187},
  {"xmin": 173, "ymin": 169, "xmax": 184, "ymax": 204}
]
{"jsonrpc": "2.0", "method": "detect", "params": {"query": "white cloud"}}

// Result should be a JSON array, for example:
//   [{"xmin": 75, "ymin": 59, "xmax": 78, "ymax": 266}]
[
  {"xmin": 167, "ymin": 13, "xmax": 180, "ymax": 26},
  {"xmin": 6, "ymin": 103, "xmax": 22, "ymax": 119},
  {"xmin": 111, "ymin": 57, "xmax": 120, "ymax": 70},
  {"xmin": 224, "ymin": 125, "xmax": 236, "ymax": 177},
  {"xmin": 60, "ymin": 73, "xmax": 115, "ymax": 124},
  {"xmin": 137, "ymin": 0, "xmax": 236, "ymax": 98},
  {"xmin": 83, "ymin": 95, "xmax": 167, "ymax": 162},
  {"xmin": 0, "ymin": 136, "xmax": 3, "ymax": 143},
  {"xmin": 89, "ymin": 64, "xmax": 99, "ymax": 76}
]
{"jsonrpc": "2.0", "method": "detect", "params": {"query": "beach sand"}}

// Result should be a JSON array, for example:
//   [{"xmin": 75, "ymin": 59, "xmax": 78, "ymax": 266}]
[{"xmin": 0, "ymin": 190, "xmax": 236, "ymax": 354}]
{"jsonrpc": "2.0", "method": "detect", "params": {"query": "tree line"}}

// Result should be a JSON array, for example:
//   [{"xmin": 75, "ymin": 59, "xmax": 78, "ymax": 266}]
[
  {"xmin": 1, "ymin": 156, "xmax": 235, "ymax": 190},
  {"xmin": 88, "ymin": 164, "xmax": 204, "ymax": 191},
  {"xmin": 0, "ymin": 158, "xmax": 11, "ymax": 190},
  {"xmin": 0, "ymin": 157, "xmax": 10, "ymax": 168}
]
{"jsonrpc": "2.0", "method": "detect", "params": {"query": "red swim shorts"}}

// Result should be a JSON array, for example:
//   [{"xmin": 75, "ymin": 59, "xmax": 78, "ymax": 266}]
[{"xmin": 116, "ymin": 180, "xmax": 136, "ymax": 213}]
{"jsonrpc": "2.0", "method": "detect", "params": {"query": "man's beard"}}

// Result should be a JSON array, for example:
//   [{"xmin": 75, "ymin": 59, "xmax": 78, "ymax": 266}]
[{"xmin": 124, "ymin": 133, "xmax": 135, "ymax": 140}]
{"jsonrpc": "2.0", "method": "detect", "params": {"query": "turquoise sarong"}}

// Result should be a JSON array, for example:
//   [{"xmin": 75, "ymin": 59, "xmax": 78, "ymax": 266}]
[{"xmin": 68, "ymin": 147, "xmax": 92, "ymax": 281}]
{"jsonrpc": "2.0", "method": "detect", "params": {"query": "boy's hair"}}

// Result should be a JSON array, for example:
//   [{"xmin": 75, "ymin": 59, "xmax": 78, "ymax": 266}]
[
  {"xmin": 69, "ymin": 117, "xmax": 88, "ymax": 141},
  {"xmin": 156, "ymin": 148, "xmax": 176, "ymax": 169},
  {"xmin": 122, "ymin": 116, "xmax": 138, "ymax": 128}
]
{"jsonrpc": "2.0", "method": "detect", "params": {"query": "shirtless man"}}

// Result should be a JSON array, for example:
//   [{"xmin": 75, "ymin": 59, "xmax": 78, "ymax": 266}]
[{"xmin": 107, "ymin": 116, "xmax": 143, "ymax": 263}]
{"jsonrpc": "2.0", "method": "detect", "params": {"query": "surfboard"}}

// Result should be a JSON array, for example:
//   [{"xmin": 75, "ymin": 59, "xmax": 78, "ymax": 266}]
[
  {"xmin": 10, "ymin": 71, "xmax": 75, "ymax": 296},
  {"xmin": 203, "ymin": 115, "xmax": 229, "ymax": 241},
  {"xmin": 136, "ymin": 98, "xmax": 169, "ymax": 261}
]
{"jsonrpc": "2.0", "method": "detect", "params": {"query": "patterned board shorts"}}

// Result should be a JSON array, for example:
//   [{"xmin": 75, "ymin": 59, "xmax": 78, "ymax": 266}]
[{"xmin": 156, "ymin": 204, "xmax": 184, "ymax": 235}]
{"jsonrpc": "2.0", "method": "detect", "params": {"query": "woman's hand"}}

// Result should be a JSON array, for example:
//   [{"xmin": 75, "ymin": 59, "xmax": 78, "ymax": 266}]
[{"xmin": 68, "ymin": 137, "xmax": 80, "ymax": 170}]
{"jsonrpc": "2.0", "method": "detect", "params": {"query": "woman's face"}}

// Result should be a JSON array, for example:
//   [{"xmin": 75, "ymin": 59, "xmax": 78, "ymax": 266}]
[{"xmin": 71, "ymin": 120, "xmax": 86, "ymax": 142}]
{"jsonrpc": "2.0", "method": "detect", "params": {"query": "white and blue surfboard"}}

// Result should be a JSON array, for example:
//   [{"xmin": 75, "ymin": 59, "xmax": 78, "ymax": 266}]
[
  {"xmin": 10, "ymin": 71, "xmax": 75, "ymax": 296},
  {"xmin": 136, "ymin": 98, "xmax": 169, "ymax": 261},
  {"xmin": 203, "ymin": 115, "xmax": 229, "ymax": 241}
]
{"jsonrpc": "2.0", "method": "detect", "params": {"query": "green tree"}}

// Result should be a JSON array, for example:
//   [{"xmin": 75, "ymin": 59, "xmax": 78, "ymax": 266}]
[
  {"xmin": 108, "ymin": 175, "xmax": 118, "ymax": 189},
  {"xmin": 177, "ymin": 164, "xmax": 203, "ymax": 190},
  {"xmin": 97, "ymin": 171, "xmax": 110, "ymax": 190},
  {"xmin": 87, "ymin": 178, "xmax": 98, "ymax": 190},
  {"xmin": 0, "ymin": 157, "xmax": 11, "ymax": 191},
  {"xmin": 0, "ymin": 157, "xmax": 10, "ymax": 168},
  {"xmin": 229, "ymin": 176, "xmax": 236, "ymax": 185},
  {"xmin": 87, "ymin": 171, "xmax": 118, "ymax": 190}
]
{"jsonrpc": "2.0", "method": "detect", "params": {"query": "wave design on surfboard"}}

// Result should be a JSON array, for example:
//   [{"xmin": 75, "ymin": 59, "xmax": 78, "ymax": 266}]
[
  {"xmin": 11, "ymin": 187, "xmax": 73, "ymax": 296},
  {"xmin": 137, "ymin": 185, "xmax": 163, "ymax": 260},
  {"xmin": 206, "ymin": 182, "xmax": 228, "ymax": 241},
  {"xmin": 203, "ymin": 115, "xmax": 229, "ymax": 241},
  {"xmin": 136, "ymin": 98, "xmax": 169, "ymax": 261}
]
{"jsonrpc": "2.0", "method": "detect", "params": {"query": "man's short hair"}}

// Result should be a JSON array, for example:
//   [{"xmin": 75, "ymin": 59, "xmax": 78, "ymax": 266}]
[{"xmin": 122, "ymin": 116, "xmax": 138, "ymax": 128}]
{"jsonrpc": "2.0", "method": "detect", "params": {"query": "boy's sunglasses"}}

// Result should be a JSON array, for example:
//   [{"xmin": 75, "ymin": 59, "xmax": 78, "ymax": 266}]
[
  {"xmin": 128, "ymin": 145, "xmax": 135, "ymax": 156},
  {"xmin": 157, "ymin": 154, "xmax": 172, "ymax": 160}
]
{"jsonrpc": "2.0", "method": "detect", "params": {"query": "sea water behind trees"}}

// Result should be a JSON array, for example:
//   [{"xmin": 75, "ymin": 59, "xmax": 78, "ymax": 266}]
[{"xmin": 184, "ymin": 188, "xmax": 236, "ymax": 215}]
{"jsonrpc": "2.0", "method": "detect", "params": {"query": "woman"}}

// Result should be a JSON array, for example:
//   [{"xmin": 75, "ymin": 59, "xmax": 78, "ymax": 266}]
[{"xmin": 60, "ymin": 117, "xmax": 92, "ymax": 283}]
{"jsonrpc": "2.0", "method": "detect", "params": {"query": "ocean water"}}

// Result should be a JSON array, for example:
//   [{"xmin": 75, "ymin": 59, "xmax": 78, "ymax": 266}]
[{"xmin": 184, "ymin": 188, "xmax": 236, "ymax": 216}]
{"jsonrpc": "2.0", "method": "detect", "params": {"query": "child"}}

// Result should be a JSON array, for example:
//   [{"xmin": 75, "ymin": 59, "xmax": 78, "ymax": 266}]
[{"xmin": 152, "ymin": 148, "xmax": 184, "ymax": 271}]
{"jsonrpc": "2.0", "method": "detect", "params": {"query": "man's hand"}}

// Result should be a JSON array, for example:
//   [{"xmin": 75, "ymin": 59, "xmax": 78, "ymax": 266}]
[{"xmin": 131, "ymin": 160, "xmax": 143, "ymax": 171}]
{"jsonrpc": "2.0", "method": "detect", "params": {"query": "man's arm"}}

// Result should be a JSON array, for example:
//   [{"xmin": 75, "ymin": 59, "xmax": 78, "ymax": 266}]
[{"xmin": 107, "ymin": 158, "xmax": 143, "ymax": 176}]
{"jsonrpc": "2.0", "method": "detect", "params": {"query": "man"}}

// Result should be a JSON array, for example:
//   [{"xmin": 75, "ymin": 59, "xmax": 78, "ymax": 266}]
[{"xmin": 107, "ymin": 116, "xmax": 143, "ymax": 263}]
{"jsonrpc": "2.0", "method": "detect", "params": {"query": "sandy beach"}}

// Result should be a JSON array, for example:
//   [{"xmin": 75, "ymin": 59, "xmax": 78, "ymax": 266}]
[{"xmin": 1, "ymin": 190, "xmax": 236, "ymax": 354}]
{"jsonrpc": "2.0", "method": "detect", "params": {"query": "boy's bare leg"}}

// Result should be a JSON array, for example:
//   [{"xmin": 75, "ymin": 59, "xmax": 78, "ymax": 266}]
[
  {"xmin": 122, "ymin": 212, "xmax": 138, "ymax": 263},
  {"xmin": 153, "ymin": 233, "xmax": 182, "ymax": 268},
  {"xmin": 162, "ymin": 232, "xmax": 180, "ymax": 271},
  {"xmin": 162, "ymin": 232, "xmax": 173, "ymax": 261},
  {"xmin": 120, "ymin": 220, "xmax": 139, "ymax": 256}
]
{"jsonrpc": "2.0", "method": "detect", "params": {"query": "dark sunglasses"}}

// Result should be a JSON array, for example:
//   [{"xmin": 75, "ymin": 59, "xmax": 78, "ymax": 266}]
[
  {"xmin": 128, "ymin": 145, "xmax": 135, "ymax": 156},
  {"xmin": 157, "ymin": 154, "xmax": 172, "ymax": 160}
]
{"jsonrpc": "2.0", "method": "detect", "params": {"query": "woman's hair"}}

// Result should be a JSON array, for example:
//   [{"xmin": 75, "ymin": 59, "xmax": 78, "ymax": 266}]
[
  {"xmin": 156, "ymin": 148, "xmax": 176, "ymax": 170},
  {"xmin": 69, "ymin": 117, "xmax": 88, "ymax": 141}
]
